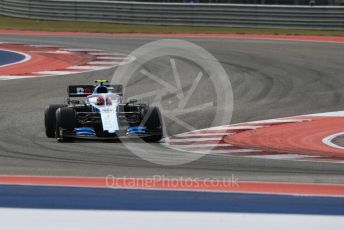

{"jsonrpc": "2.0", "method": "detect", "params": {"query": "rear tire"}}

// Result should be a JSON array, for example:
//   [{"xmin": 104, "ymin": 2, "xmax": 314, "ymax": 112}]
[
  {"xmin": 55, "ymin": 107, "xmax": 76, "ymax": 142},
  {"xmin": 45, "ymin": 104, "xmax": 67, "ymax": 138},
  {"xmin": 141, "ymin": 106, "xmax": 163, "ymax": 142}
]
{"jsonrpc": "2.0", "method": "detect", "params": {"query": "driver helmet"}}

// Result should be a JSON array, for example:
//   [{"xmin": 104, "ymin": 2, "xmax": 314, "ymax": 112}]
[
  {"xmin": 106, "ymin": 97, "xmax": 112, "ymax": 105},
  {"xmin": 96, "ymin": 96, "xmax": 105, "ymax": 106}
]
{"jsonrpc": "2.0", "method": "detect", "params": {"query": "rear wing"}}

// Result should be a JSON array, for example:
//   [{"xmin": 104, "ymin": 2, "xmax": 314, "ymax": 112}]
[
  {"xmin": 68, "ymin": 85, "xmax": 123, "ymax": 97},
  {"xmin": 68, "ymin": 85, "xmax": 94, "ymax": 97}
]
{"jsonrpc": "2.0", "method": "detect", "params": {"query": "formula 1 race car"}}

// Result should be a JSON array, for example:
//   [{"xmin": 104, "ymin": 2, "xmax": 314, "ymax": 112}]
[{"xmin": 44, "ymin": 80, "xmax": 163, "ymax": 142}]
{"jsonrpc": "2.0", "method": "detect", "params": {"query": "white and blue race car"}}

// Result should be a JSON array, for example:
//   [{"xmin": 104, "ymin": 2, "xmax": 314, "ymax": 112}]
[{"xmin": 44, "ymin": 80, "xmax": 162, "ymax": 142}]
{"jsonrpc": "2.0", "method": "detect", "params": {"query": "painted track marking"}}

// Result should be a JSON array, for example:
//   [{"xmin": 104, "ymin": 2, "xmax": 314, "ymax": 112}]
[
  {"xmin": 0, "ymin": 175, "xmax": 344, "ymax": 196},
  {"xmin": 165, "ymin": 111, "xmax": 344, "ymax": 163},
  {"xmin": 0, "ymin": 43, "xmax": 134, "ymax": 80},
  {"xmin": 0, "ymin": 49, "xmax": 31, "ymax": 68}
]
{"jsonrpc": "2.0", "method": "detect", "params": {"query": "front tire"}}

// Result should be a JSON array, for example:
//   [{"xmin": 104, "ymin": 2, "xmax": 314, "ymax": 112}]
[
  {"xmin": 141, "ymin": 106, "xmax": 163, "ymax": 142},
  {"xmin": 45, "ymin": 104, "xmax": 67, "ymax": 138},
  {"xmin": 55, "ymin": 107, "xmax": 76, "ymax": 142}
]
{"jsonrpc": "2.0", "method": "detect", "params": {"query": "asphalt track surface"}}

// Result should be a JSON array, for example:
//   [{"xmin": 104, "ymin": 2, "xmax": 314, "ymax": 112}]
[
  {"xmin": 0, "ymin": 34, "xmax": 344, "ymax": 183},
  {"xmin": 334, "ymin": 136, "xmax": 344, "ymax": 149}
]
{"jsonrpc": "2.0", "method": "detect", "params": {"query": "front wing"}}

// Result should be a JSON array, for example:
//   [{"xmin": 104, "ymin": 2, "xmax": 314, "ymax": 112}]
[{"xmin": 61, "ymin": 130, "xmax": 162, "ymax": 141}]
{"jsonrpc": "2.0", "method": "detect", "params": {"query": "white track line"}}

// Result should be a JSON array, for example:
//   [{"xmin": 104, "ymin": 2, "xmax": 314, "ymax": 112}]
[
  {"xmin": 194, "ymin": 125, "xmax": 263, "ymax": 131},
  {"xmin": 88, "ymin": 61, "xmax": 123, "ymax": 65},
  {"xmin": 193, "ymin": 149, "xmax": 262, "ymax": 154},
  {"xmin": 67, "ymin": 66, "xmax": 110, "ymax": 70},
  {"xmin": 0, "ymin": 75, "xmax": 40, "ymax": 80},
  {"xmin": 246, "ymin": 119, "xmax": 309, "ymax": 124},
  {"xmin": 3, "ymin": 208, "xmax": 344, "ymax": 230},
  {"xmin": 88, "ymin": 52, "xmax": 126, "ymax": 56},
  {"xmin": 175, "ymin": 133, "xmax": 232, "ymax": 137},
  {"xmin": 34, "ymin": 71, "xmax": 80, "ymax": 75},
  {"xmin": 95, "ymin": 56, "xmax": 128, "ymax": 60},
  {"xmin": 309, "ymin": 111, "xmax": 344, "ymax": 117},
  {"xmin": 247, "ymin": 154, "xmax": 314, "ymax": 160},
  {"xmin": 168, "ymin": 137, "xmax": 224, "ymax": 142},
  {"xmin": 26, "ymin": 45, "xmax": 62, "ymax": 48},
  {"xmin": 64, "ymin": 48, "xmax": 103, "ymax": 52},
  {"xmin": 173, "ymin": 144, "xmax": 233, "ymax": 148}
]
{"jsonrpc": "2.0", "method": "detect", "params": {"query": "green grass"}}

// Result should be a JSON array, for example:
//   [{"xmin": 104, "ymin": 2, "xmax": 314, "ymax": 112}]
[{"xmin": 0, "ymin": 15, "xmax": 343, "ymax": 36}]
